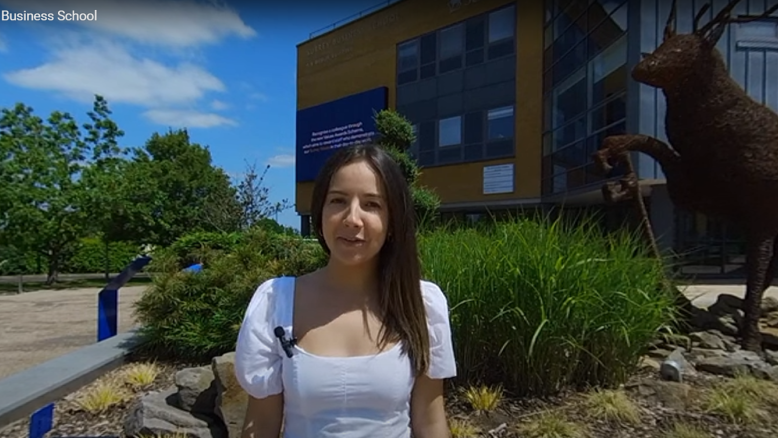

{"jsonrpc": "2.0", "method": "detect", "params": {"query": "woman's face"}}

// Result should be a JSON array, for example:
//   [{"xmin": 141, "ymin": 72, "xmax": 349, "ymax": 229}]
[{"xmin": 321, "ymin": 159, "xmax": 390, "ymax": 267}]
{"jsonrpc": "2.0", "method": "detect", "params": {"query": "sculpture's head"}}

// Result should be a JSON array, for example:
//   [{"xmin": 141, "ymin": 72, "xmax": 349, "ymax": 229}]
[{"xmin": 633, "ymin": 0, "xmax": 777, "ymax": 89}]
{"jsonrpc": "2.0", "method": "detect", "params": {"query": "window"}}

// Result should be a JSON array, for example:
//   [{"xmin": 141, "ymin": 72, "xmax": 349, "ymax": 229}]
[
  {"xmin": 488, "ymin": 6, "xmax": 515, "ymax": 43},
  {"xmin": 397, "ymin": 40, "xmax": 419, "ymax": 85},
  {"xmin": 438, "ymin": 116, "xmax": 462, "ymax": 147},
  {"xmin": 398, "ymin": 40, "xmax": 419, "ymax": 72},
  {"xmin": 487, "ymin": 106, "xmax": 514, "ymax": 140},
  {"xmin": 588, "ymin": 35, "xmax": 627, "ymax": 106},
  {"xmin": 736, "ymin": 20, "xmax": 778, "ymax": 49},
  {"xmin": 552, "ymin": 67, "xmax": 587, "ymax": 129},
  {"xmin": 440, "ymin": 24, "xmax": 464, "ymax": 59}
]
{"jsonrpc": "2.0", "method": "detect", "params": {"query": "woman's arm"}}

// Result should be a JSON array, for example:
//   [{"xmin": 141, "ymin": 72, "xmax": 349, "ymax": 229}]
[
  {"xmin": 241, "ymin": 393, "xmax": 284, "ymax": 438},
  {"xmin": 410, "ymin": 374, "xmax": 451, "ymax": 438}
]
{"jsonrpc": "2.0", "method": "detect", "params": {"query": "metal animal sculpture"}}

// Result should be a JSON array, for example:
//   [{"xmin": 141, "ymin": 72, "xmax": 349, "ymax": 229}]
[{"xmin": 592, "ymin": 0, "xmax": 778, "ymax": 352}]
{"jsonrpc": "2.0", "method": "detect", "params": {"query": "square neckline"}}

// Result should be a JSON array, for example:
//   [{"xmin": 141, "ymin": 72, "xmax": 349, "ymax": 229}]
[{"xmin": 286, "ymin": 276, "xmax": 404, "ymax": 361}]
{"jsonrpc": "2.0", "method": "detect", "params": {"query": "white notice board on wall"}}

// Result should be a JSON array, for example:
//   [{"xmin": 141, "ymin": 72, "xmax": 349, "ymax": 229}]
[{"xmin": 483, "ymin": 163, "xmax": 514, "ymax": 195}]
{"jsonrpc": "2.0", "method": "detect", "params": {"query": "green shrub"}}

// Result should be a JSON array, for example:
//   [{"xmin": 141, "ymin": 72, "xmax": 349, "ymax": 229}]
[
  {"xmin": 63, "ymin": 237, "xmax": 140, "ymax": 273},
  {"xmin": 418, "ymin": 215, "xmax": 676, "ymax": 396},
  {"xmin": 0, "ymin": 246, "xmax": 39, "ymax": 275},
  {"xmin": 134, "ymin": 229, "xmax": 326, "ymax": 360},
  {"xmin": 167, "ymin": 231, "xmax": 242, "ymax": 268}
]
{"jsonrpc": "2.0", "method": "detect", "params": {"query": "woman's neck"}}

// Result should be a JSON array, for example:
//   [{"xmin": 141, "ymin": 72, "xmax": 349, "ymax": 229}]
[{"xmin": 320, "ymin": 258, "xmax": 380, "ymax": 302}]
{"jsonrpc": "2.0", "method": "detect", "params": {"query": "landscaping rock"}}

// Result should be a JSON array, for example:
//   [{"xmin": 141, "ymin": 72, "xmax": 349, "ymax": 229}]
[
  {"xmin": 689, "ymin": 331, "xmax": 727, "ymax": 351},
  {"xmin": 761, "ymin": 296, "xmax": 778, "ymax": 313},
  {"xmin": 765, "ymin": 349, "xmax": 778, "ymax": 366},
  {"xmin": 632, "ymin": 379, "xmax": 694, "ymax": 410},
  {"xmin": 124, "ymin": 386, "xmax": 226, "ymax": 438},
  {"xmin": 692, "ymin": 350, "xmax": 778, "ymax": 380},
  {"xmin": 176, "ymin": 366, "xmax": 217, "ymax": 414},
  {"xmin": 212, "ymin": 352, "xmax": 248, "ymax": 438},
  {"xmin": 765, "ymin": 311, "xmax": 778, "ymax": 328},
  {"xmin": 660, "ymin": 348, "xmax": 694, "ymax": 382}
]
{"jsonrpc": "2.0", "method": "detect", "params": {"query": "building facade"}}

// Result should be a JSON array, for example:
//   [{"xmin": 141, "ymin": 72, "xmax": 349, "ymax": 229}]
[{"xmin": 295, "ymin": 0, "xmax": 778, "ymax": 277}]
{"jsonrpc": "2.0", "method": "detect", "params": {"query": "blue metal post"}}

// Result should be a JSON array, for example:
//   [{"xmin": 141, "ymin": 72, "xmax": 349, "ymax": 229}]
[
  {"xmin": 95, "ymin": 255, "xmax": 152, "ymax": 342},
  {"xmin": 97, "ymin": 288, "xmax": 118, "ymax": 342},
  {"xmin": 28, "ymin": 403, "xmax": 53, "ymax": 438}
]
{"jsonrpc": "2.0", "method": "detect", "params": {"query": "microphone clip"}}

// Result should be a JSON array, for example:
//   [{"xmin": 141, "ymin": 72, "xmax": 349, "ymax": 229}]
[{"xmin": 273, "ymin": 326, "xmax": 297, "ymax": 358}]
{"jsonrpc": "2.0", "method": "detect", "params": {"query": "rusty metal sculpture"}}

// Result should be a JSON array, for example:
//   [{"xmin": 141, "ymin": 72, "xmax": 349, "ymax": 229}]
[{"xmin": 592, "ymin": 0, "xmax": 778, "ymax": 352}]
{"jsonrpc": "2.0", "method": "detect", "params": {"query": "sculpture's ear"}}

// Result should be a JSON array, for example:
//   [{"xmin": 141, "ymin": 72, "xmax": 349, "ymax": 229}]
[{"xmin": 663, "ymin": 0, "xmax": 678, "ymax": 42}]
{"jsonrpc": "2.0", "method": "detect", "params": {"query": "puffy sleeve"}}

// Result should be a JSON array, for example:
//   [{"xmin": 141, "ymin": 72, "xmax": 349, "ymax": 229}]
[
  {"xmin": 234, "ymin": 278, "xmax": 283, "ymax": 399},
  {"xmin": 422, "ymin": 281, "xmax": 457, "ymax": 379}
]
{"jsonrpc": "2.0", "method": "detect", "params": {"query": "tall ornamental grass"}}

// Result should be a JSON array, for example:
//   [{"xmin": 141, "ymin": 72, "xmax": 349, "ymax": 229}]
[{"xmin": 419, "ymin": 216, "xmax": 676, "ymax": 396}]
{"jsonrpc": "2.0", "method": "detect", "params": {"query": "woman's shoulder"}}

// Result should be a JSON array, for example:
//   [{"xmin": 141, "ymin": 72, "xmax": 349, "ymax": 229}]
[
  {"xmin": 420, "ymin": 280, "xmax": 450, "ymax": 317},
  {"xmin": 244, "ymin": 276, "xmax": 295, "ymax": 318}
]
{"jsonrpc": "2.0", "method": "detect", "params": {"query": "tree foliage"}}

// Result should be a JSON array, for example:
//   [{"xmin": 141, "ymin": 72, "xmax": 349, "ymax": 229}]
[{"xmin": 0, "ymin": 95, "xmax": 292, "ymax": 280}]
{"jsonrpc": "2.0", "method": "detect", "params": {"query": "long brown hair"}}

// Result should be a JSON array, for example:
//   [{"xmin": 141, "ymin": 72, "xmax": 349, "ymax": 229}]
[{"xmin": 310, "ymin": 143, "xmax": 430, "ymax": 375}]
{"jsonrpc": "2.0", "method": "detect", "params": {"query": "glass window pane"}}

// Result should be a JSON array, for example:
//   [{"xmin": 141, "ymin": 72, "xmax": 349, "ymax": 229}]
[
  {"xmin": 438, "ymin": 116, "xmax": 462, "ymax": 147},
  {"xmin": 398, "ymin": 40, "xmax": 418, "ymax": 72},
  {"xmin": 588, "ymin": 1, "xmax": 628, "ymax": 54},
  {"xmin": 487, "ymin": 106, "xmax": 514, "ymax": 140},
  {"xmin": 466, "ymin": 18, "xmax": 486, "ymax": 51},
  {"xmin": 589, "ymin": 94, "xmax": 627, "ymax": 132},
  {"xmin": 588, "ymin": 35, "xmax": 627, "ymax": 106},
  {"xmin": 488, "ymin": 5, "xmax": 515, "ymax": 43},
  {"xmin": 440, "ymin": 24, "xmax": 464, "ymax": 59},
  {"xmin": 420, "ymin": 34, "xmax": 436, "ymax": 65},
  {"xmin": 552, "ymin": 115, "xmax": 586, "ymax": 151},
  {"xmin": 552, "ymin": 67, "xmax": 587, "ymax": 129}
]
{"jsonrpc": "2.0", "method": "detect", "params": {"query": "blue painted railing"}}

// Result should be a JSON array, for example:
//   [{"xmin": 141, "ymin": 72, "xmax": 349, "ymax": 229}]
[{"xmin": 27, "ymin": 255, "xmax": 152, "ymax": 438}]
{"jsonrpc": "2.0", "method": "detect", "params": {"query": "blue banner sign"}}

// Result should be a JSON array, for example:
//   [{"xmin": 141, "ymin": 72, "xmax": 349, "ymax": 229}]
[{"xmin": 295, "ymin": 87, "xmax": 388, "ymax": 182}]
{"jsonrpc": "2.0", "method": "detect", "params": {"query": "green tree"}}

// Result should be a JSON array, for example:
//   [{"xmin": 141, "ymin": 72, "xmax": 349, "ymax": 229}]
[
  {"xmin": 77, "ymin": 96, "xmax": 130, "ymax": 277},
  {"xmin": 114, "ymin": 129, "xmax": 242, "ymax": 246},
  {"xmin": 200, "ymin": 160, "xmax": 292, "ymax": 232},
  {"xmin": 0, "ymin": 101, "xmax": 99, "ymax": 284},
  {"xmin": 373, "ymin": 109, "xmax": 440, "ymax": 225}
]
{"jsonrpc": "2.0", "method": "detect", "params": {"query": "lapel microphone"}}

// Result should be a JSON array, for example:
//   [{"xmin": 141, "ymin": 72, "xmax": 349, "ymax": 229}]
[{"xmin": 274, "ymin": 326, "xmax": 297, "ymax": 358}]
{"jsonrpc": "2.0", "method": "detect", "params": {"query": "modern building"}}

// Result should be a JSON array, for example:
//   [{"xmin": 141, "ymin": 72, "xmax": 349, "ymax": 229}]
[{"xmin": 295, "ymin": 0, "xmax": 778, "ymax": 278}]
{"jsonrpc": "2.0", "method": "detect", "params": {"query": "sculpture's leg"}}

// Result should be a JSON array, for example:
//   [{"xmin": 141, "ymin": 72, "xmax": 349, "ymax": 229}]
[
  {"xmin": 741, "ymin": 233, "xmax": 774, "ymax": 351},
  {"xmin": 592, "ymin": 134, "xmax": 681, "ymax": 176},
  {"xmin": 760, "ymin": 238, "xmax": 778, "ymax": 293}
]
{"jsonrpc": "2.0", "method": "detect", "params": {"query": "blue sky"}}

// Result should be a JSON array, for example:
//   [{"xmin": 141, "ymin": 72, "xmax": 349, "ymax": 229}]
[{"xmin": 0, "ymin": 0, "xmax": 379, "ymax": 230}]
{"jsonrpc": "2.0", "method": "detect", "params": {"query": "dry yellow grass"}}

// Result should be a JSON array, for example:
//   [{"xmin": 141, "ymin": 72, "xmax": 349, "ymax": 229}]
[
  {"xmin": 76, "ymin": 380, "xmax": 131, "ymax": 414},
  {"xmin": 462, "ymin": 384, "xmax": 503, "ymax": 413},
  {"xmin": 518, "ymin": 411, "xmax": 588, "ymax": 438},
  {"xmin": 702, "ymin": 373, "xmax": 777, "ymax": 424},
  {"xmin": 583, "ymin": 389, "xmax": 641, "ymax": 424},
  {"xmin": 123, "ymin": 361, "xmax": 161, "ymax": 388},
  {"xmin": 664, "ymin": 422, "xmax": 711, "ymax": 438},
  {"xmin": 448, "ymin": 418, "xmax": 480, "ymax": 438}
]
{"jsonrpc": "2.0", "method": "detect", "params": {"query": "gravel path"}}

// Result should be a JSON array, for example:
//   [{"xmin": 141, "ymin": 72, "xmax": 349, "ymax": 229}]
[{"xmin": 0, "ymin": 285, "xmax": 148, "ymax": 380}]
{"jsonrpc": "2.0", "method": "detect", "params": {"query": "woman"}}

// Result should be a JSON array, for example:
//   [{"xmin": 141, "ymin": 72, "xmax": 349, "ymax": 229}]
[{"xmin": 234, "ymin": 143, "xmax": 457, "ymax": 438}]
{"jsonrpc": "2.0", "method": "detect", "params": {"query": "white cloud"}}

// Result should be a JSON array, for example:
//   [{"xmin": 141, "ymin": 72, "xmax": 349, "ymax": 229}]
[
  {"xmin": 0, "ymin": 0, "xmax": 258, "ymax": 129},
  {"xmin": 211, "ymin": 99, "xmax": 229, "ymax": 111},
  {"xmin": 0, "ymin": 0, "xmax": 256, "ymax": 48},
  {"xmin": 143, "ymin": 109, "xmax": 237, "ymax": 128},
  {"xmin": 267, "ymin": 154, "xmax": 295, "ymax": 168},
  {"xmin": 4, "ymin": 40, "xmax": 225, "ymax": 107},
  {"xmin": 250, "ymin": 92, "xmax": 268, "ymax": 102}
]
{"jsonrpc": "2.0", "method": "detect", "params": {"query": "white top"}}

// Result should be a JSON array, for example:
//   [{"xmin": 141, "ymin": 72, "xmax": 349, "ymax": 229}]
[{"xmin": 234, "ymin": 276, "xmax": 457, "ymax": 438}]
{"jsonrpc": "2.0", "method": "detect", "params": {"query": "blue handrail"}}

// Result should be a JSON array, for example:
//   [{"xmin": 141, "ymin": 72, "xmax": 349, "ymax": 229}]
[
  {"xmin": 97, "ymin": 255, "xmax": 152, "ymax": 342},
  {"xmin": 27, "ymin": 255, "xmax": 151, "ymax": 438}
]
